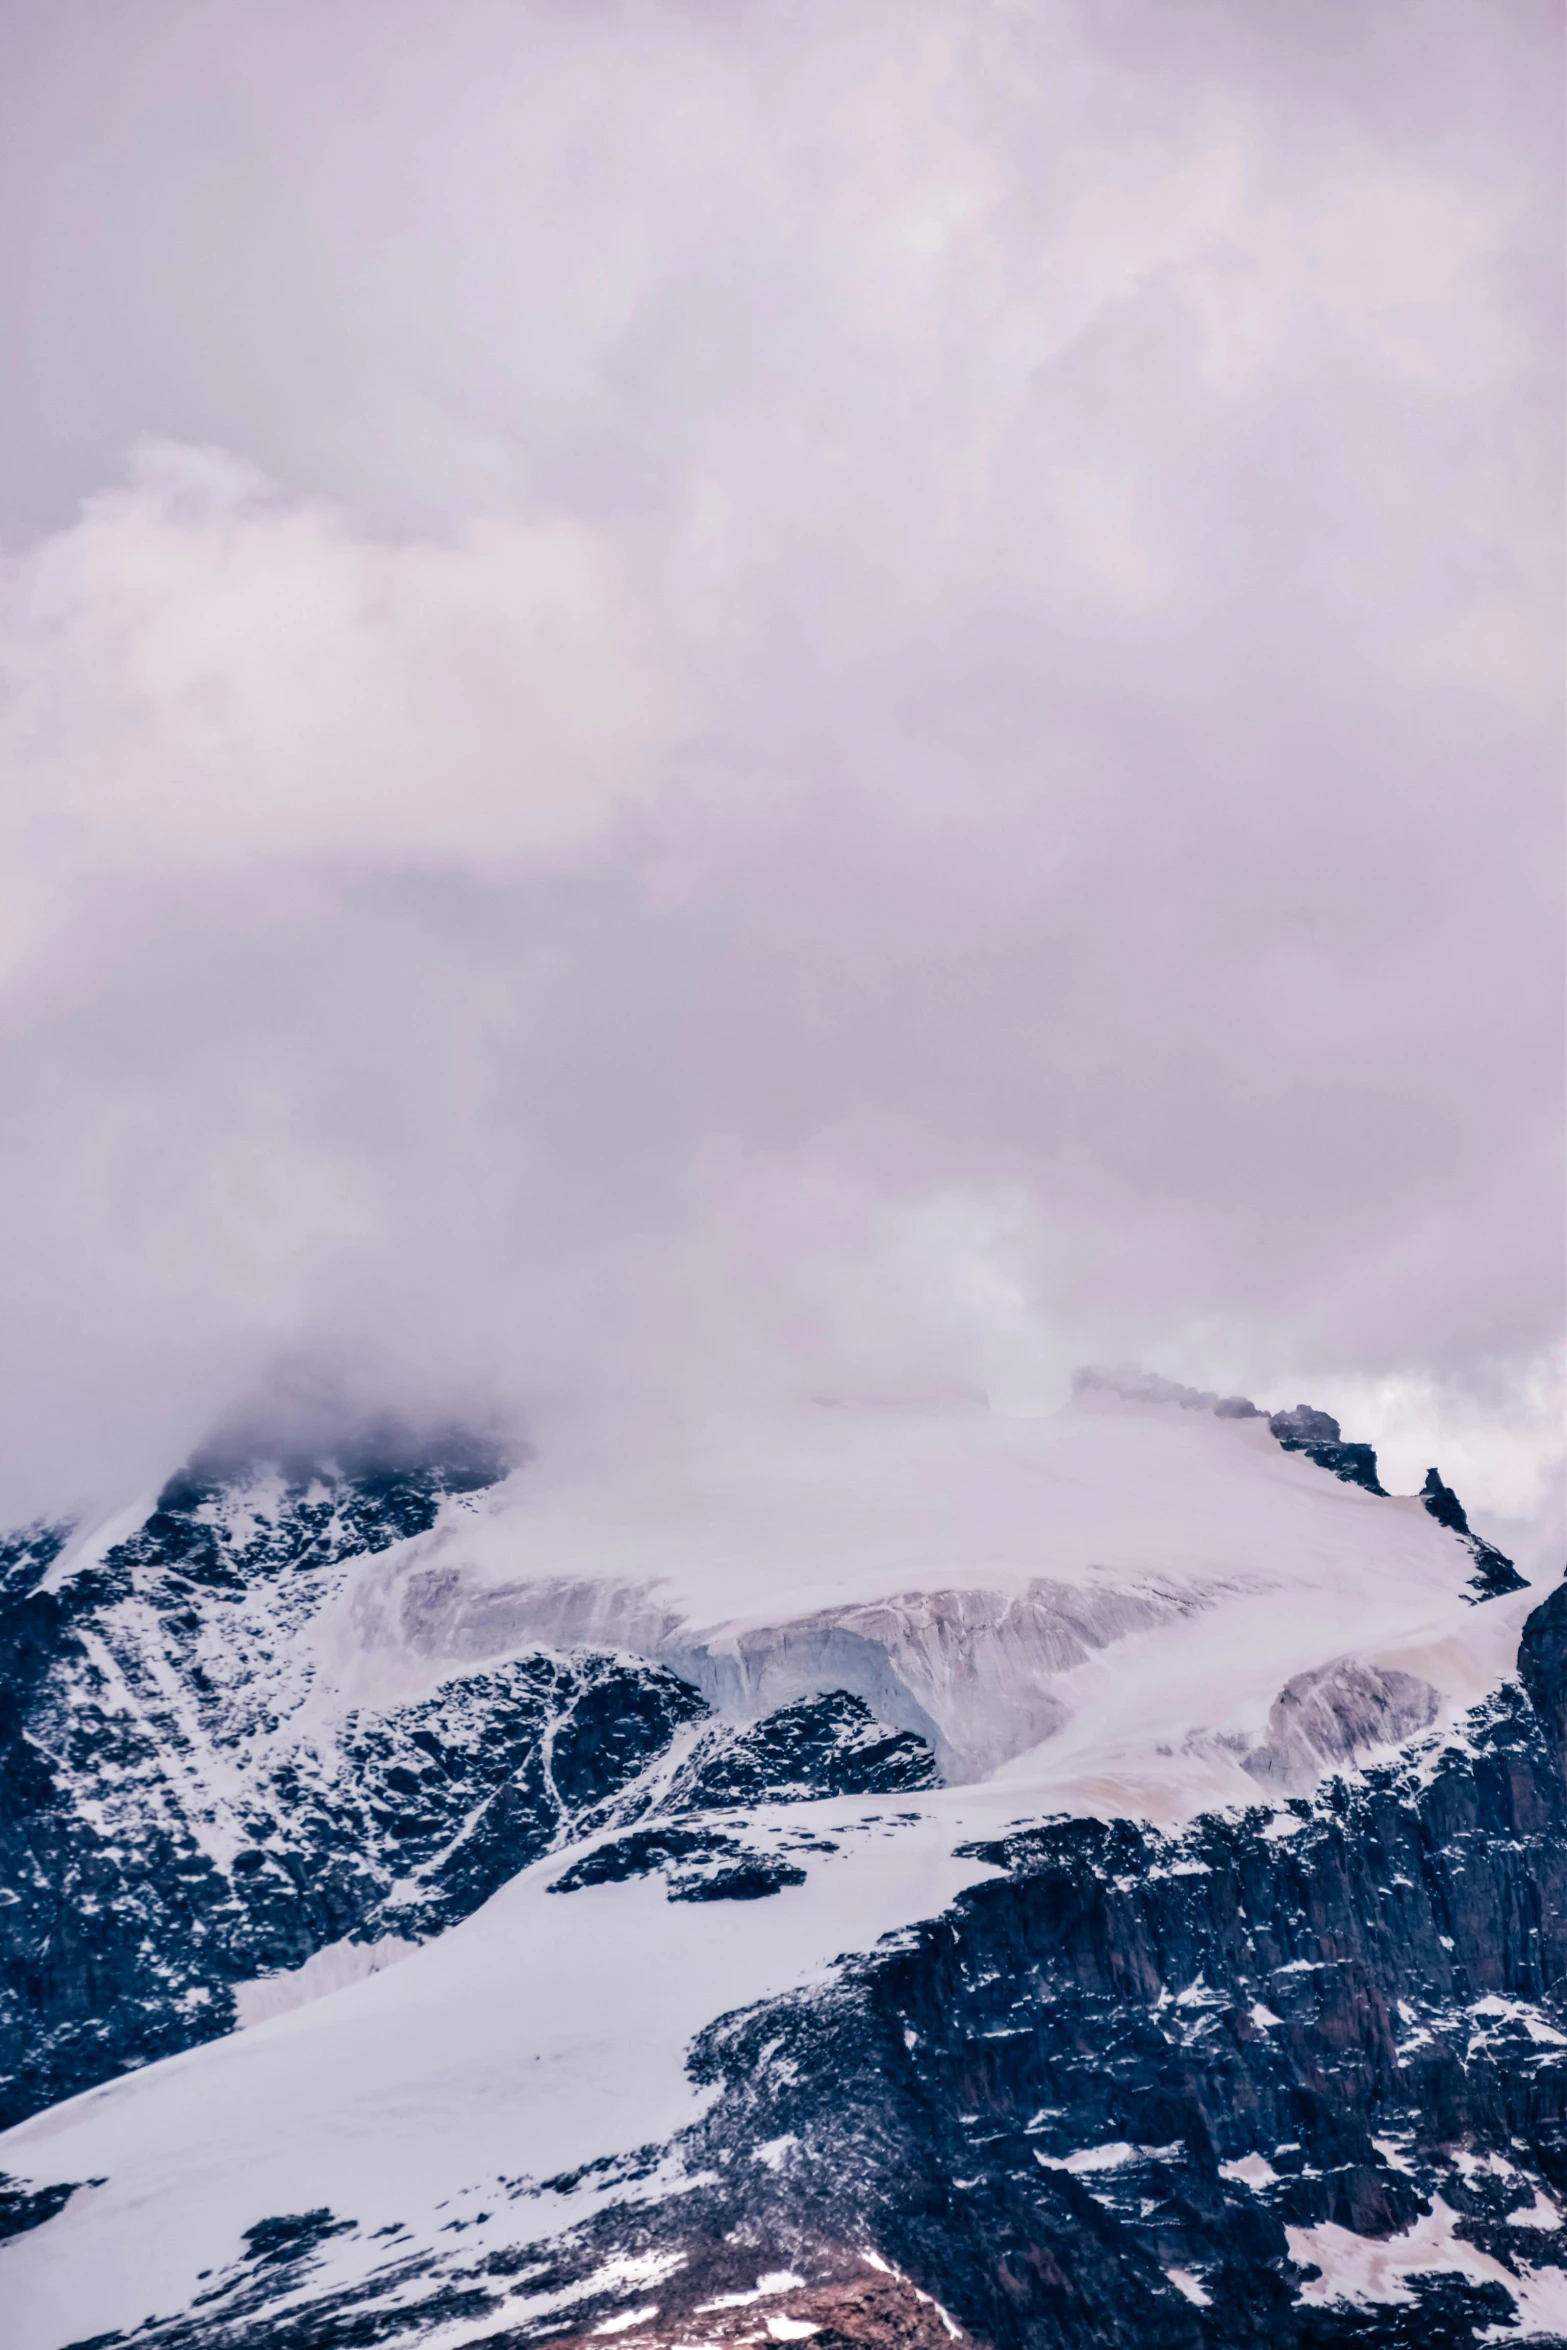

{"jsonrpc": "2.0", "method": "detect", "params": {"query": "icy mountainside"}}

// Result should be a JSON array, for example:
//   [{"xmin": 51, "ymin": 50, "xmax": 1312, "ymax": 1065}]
[
  {"xmin": 0, "ymin": 1588, "xmax": 1563, "ymax": 2350},
  {"xmin": 0, "ymin": 1375, "xmax": 1556, "ymax": 2349}
]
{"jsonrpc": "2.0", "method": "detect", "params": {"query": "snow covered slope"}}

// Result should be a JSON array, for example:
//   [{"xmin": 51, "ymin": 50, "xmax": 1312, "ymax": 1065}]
[
  {"xmin": 1, "ymin": 1378, "xmax": 1560, "ymax": 2350},
  {"xmin": 323, "ymin": 1376, "xmax": 1527, "ymax": 1791}
]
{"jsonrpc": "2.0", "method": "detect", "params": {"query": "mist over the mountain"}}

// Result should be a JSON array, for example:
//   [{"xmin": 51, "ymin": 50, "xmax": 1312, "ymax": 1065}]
[{"xmin": 0, "ymin": 0, "xmax": 1559, "ymax": 1543}]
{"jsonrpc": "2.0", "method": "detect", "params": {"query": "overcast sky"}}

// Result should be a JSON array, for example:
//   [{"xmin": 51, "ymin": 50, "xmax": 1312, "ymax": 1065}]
[{"xmin": 0, "ymin": 0, "xmax": 1560, "ymax": 1538}]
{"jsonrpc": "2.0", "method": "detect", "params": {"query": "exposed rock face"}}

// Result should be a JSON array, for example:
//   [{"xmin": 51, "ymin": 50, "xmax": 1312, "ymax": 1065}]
[
  {"xmin": 651, "ymin": 1691, "xmax": 939, "ymax": 1814},
  {"xmin": 550, "ymin": 1692, "xmax": 940, "ymax": 1902},
  {"xmin": 538, "ymin": 2261, "xmax": 974, "ymax": 2349},
  {"xmin": 1419, "ymin": 1470, "xmax": 1528, "ymax": 1602},
  {"xmin": 1519, "ymin": 1574, "xmax": 1567, "ymax": 1775},
  {"xmin": 0, "ymin": 2171, "xmax": 81, "ymax": 2244},
  {"xmin": 1241, "ymin": 1658, "xmax": 1441, "ymax": 1792},
  {"xmin": 32, "ymin": 2229, "xmax": 976, "ymax": 2350},
  {"xmin": 1267, "ymin": 1408, "xmax": 1387, "ymax": 1499},
  {"xmin": 549, "ymin": 1823, "xmax": 813, "ymax": 1902}
]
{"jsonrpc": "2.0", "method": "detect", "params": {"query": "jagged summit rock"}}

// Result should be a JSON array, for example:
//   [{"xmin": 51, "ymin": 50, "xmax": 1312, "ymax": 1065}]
[
  {"xmin": 1266, "ymin": 1402, "xmax": 1387, "ymax": 1496},
  {"xmin": 1422, "ymin": 1464, "xmax": 1475, "ymax": 1536},
  {"xmin": 1420, "ymin": 1465, "xmax": 1528, "ymax": 1603}
]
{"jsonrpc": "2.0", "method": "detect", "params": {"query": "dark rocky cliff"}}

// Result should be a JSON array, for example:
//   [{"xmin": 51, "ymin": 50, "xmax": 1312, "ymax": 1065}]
[
  {"xmin": 1520, "ymin": 1578, "xmax": 1567, "ymax": 1770},
  {"xmin": 530, "ymin": 1593, "xmax": 1567, "ymax": 2350}
]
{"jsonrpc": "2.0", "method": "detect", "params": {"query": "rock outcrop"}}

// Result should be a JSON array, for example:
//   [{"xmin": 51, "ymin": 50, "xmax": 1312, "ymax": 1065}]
[
  {"xmin": 1519, "ymin": 1574, "xmax": 1567, "ymax": 1774},
  {"xmin": 1240, "ymin": 1657, "xmax": 1441, "ymax": 1792},
  {"xmin": 1267, "ymin": 1407, "xmax": 1387, "ymax": 1499},
  {"xmin": 1419, "ymin": 1469, "xmax": 1528, "ymax": 1601}
]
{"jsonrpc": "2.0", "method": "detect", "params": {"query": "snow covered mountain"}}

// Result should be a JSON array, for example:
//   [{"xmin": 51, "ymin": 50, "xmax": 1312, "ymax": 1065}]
[{"xmin": 1, "ymin": 1375, "xmax": 1562, "ymax": 2350}]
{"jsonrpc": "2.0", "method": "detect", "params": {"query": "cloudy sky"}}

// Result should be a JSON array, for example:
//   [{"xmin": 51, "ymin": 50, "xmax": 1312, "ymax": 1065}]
[{"xmin": 0, "ymin": 0, "xmax": 1560, "ymax": 1540}]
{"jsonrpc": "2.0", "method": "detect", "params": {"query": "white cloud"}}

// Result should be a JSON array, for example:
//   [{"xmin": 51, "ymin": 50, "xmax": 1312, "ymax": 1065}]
[
  {"xmin": 0, "ymin": 442, "xmax": 678, "ymax": 985},
  {"xmin": 0, "ymin": 0, "xmax": 1556, "ymax": 1521}
]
